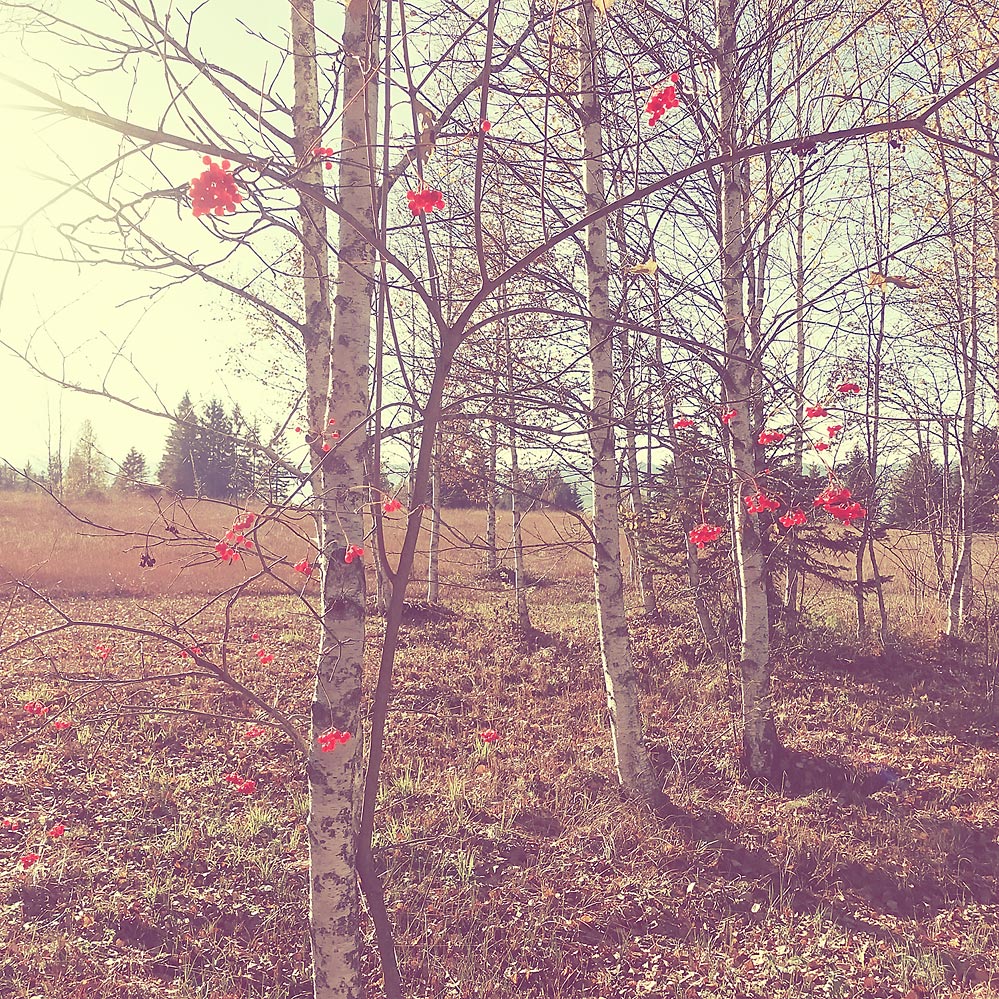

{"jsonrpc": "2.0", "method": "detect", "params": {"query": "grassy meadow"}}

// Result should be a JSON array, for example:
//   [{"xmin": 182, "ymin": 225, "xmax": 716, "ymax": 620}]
[{"xmin": 1, "ymin": 492, "xmax": 998, "ymax": 998}]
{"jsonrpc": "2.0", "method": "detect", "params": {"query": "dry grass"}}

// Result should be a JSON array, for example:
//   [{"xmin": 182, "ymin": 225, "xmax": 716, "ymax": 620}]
[
  {"xmin": 1, "ymin": 494, "xmax": 999, "ymax": 998},
  {"xmin": 0, "ymin": 492, "xmax": 591, "ymax": 598}
]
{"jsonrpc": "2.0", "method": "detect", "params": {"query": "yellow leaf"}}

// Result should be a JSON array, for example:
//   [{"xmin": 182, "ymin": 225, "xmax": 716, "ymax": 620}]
[
  {"xmin": 627, "ymin": 259, "xmax": 658, "ymax": 276},
  {"xmin": 593, "ymin": 0, "xmax": 615, "ymax": 11}
]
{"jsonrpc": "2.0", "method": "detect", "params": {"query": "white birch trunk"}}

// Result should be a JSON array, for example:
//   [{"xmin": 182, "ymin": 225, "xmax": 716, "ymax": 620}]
[
  {"xmin": 428, "ymin": 458, "xmax": 441, "ymax": 603},
  {"xmin": 717, "ymin": 0, "xmax": 781, "ymax": 779},
  {"xmin": 578, "ymin": 0, "xmax": 661, "ymax": 804},
  {"xmin": 292, "ymin": 0, "xmax": 375, "ymax": 993}
]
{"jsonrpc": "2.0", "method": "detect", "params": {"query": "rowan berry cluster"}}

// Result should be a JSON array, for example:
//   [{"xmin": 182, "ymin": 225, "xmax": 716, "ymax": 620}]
[
  {"xmin": 215, "ymin": 511, "xmax": 256, "ymax": 564},
  {"xmin": 745, "ymin": 491, "xmax": 781, "ymax": 514},
  {"xmin": 758, "ymin": 429, "xmax": 787, "ymax": 445},
  {"xmin": 318, "ymin": 729, "xmax": 351, "ymax": 752},
  {"xmin": 646, "ymin": 73, "xmax": 680, "ymax": 125},
  {"xmin": 190, "ymin": 156, "xmax": 243, "ymax": 217},
  {"xmin": 312, "ymin": 146, "xmax": 335, "ymax": 170},
  {"xmin": 407, "ymin": 188, "xmax": 445, "ymax": 216},
  {"xmin": 814, "ymin": 484, "xmax": 867, "ymax": 523},
  {"xmin": 779, "ymin": 509, "xmax": 807, "ymax": 527},
  {"xmin": 689, "ymin": 523, "xmax": 724, "ymax": 549}
]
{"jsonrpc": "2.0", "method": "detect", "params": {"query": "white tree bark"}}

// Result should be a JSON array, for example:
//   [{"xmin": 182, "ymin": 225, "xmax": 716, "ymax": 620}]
[
  {"xmin": 716, "ymin": 0, "xmax": 781, "ymax": 779},
  {"xmin": 292, "ymin": 0, "xmax": 376, "ymax": 993},
  {"xmin": 427, "ymin": 456, "xmax": 441, "ymax": 603},
  {"xmin": 578, "ymin": 0, "xmax": 662, "ymax": 805}
]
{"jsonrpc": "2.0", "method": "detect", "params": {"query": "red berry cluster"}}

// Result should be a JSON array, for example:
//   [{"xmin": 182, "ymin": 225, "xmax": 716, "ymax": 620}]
[
  {"xmin": 294, "ymin": 558, "xmax": 314, "ymax": 577},
  {"xmin": 94, "ymin": 644, "xmax": 112, "ymax": 661},
  {"xmin": 689, "ymin": 522, "xmax": 724, "ymax": 549},
  {"xmin": 312, "ymin": 146, "xmax": 334, "ymax": 170},
  {"xmin": 179, "ymin": 646, "xmax": 203, "ymax": 659},
  {"xmin": 814, "ymin": 484, "xmax": 867, "ymax": 524},
  {"xmin": 52, "ymin": 719, "xmax": 72, "ymax": 731},
  {"xmin": 318, "ymin": 729, "xmax": 351, "ymax": 752},
  {"xmin": 2, "ymin": 818, "xmax": 21, "ymax": 830},
  {"xmin": 745, "ymin": 491, "xmax": 781, "ymax": 514},
  {"xmin": 383, "ymin": 498, "xmax": 403, "ymax": 514},
  {"xmin": 721, "ymin": 409, "xmax": 738, "ymax": 425},
  {"xmin": 23, "ymin": 701, "xmax": 50, "ymax": 717},
  {"xmin": 243, "ymin": 726, "xmax": 265, "ymax": 740},
  {"xmin": 758, "ymin": 429, "xmax": 787, "ymax": 445},
  {"xmin": 805, "ymin": 405, "xmax": 828, "ymax": 418},
  {"xmin": 407, "ymin": 188, "xmax": 445, "ymax": 216},
  {"xmin": 479, "ymin": 728, "xmax": 500, "ymax": 743},
  {"xmin": 294, "ymin": 418, "xmax": 339, "ymax": 452},
  {"xmin": 20, "ymin": 852, "xmax": 40, "ymax": 869},
  {"xmin": 673, "ymin": 416, "xmax": 695, "ymax": 429},
  {"xmin": 215, "ymin": 511, "xmax": 256, "ymax": 564},
  {"xmin": 837, "ymin": 382, "xmax": 861, "ymax": 394},
  {"xmin": 189, "ymin": 156, "xmax": 243, "ymax": 218},
  {"xmin": 344, "ymin": 544, "xmax": 364, "ymax": 565},
  {"xmin": 646, "ymin": 73, "xmax": 680, "ymax": 125},
  {"xmin": 826, "ymin": 424, "xmax": 843, "ymax": 438},
  {"xmin": 779, "ymin": 509, "xmax": 807, "ymax": 528},
  {"xmin": 223, "ymin": 773, "xmax": 256, "ymax": 794}
]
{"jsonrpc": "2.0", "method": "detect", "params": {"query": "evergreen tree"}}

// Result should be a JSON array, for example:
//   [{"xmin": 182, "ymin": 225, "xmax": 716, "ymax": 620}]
[
  {"xmin": 65, "ymin": 420, "xmax": 108, "ymax": 497},
  {"xmin": 115, "ymin": 448, "xmax": 149, "ymax": 491},
  {"xmin": 886, "ymin": 450, "xmax": 944, "ymax": 528},
  {"xmin": 233, "ymin": 419, "xmax": 265, "ymax": 500},
  {"xmin": 158, "ymin": 392, "xmax": 198, "ymax": 494},
  {"xmin": 192, "ymin": 399, "xmax": 236, "ymax": 498},
  {"xmin": 970, "ymin": 427, "xmax": 999, "ymax": 530}
]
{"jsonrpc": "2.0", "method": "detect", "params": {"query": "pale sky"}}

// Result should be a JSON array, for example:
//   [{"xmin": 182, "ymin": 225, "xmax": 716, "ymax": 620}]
[{"xmin": 0, "ymin": 4, "xmax": 325, "ymax": 476}]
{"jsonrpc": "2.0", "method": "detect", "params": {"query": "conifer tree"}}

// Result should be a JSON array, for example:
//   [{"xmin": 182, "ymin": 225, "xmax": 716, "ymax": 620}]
[
  {"xmin": 192, "ymin": 399, "xmax": 236, "ymax": 499},
  {"xmin": 114, "ymin": 448, "xmax": 148, "ymax": 492},
  {"xmin": 157, "ymin": 392, "xmax": 198, "ymax": 494}
]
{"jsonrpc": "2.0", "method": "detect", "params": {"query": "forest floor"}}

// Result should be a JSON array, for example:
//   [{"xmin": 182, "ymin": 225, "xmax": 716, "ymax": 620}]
[{"xmin": 1, "ymin": 497, "xmax": 998, "ymax": 998}]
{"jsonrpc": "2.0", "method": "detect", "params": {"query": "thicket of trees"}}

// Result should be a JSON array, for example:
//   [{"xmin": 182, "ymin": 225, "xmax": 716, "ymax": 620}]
[{"xmin": 5, "ymin": 0, "xmax": 999, "ymax": 996}]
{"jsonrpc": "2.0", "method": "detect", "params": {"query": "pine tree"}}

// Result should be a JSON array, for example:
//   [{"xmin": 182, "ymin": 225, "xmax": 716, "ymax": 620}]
[
  {"xmin": 192, "ymin": 399, "xmax": 235, "ymax": 498},
  {"xmin": 65, "ymin": 420, "xmax": 108, "ymax": 497},
  {"xmin": 229, "ymin": 406, "xmax": 264, "ymax": 500},
  {"xmin": 158, "ymin": 392, "xmax": 198, "ymax": 494},
  {"xmin": 115, "ymin": 448, "xmax": 148, "ymax": 492}
]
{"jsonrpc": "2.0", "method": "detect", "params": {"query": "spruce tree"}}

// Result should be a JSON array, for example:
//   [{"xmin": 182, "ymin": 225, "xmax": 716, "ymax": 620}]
[
  {"xmin": 157, "ymin": 392, "xmax": 198, "ymax": 494},
  {"xmin": 192, "ymin": 399, "xmax": 235, "ymax": 498},
  {"xmin": 115, "ymin": 448, "xmax": 148, "ymax": 491}
]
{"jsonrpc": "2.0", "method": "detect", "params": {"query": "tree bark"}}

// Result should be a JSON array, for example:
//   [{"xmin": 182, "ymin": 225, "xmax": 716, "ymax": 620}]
[
  {"xmin": 291, "ymin": 0, "xmax": 378, "ymax": 993},
  {"xmin": 428, "ymin": 456, "xmax": 441, "ymax": 603},
  {"xmin": 578, "ymin": 0, "xmax": 662, "ymax": 805},
  {"xmin": 716, "ymin": 0, "xmax": 781, "ymax": 780}
]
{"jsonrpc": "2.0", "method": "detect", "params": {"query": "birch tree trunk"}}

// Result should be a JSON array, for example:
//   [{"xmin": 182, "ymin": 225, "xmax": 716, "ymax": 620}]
[
  {"xmin": 292, "ymin": 0, "xmax": 377, "ymax": 992},
  {"xmin": 716, "ymin": 0, "xmax": 781, "ymax": 780},
  {"xmin": 578, "ymin": 0, "xmax": 662, "ymax": 805},
  {"xmin": 504, "ymin": 312, "xmax": 532, "ymax": 630},
  {"xmin": 428, "ymin": 456, "xmax": 442, "ymax": 603}
]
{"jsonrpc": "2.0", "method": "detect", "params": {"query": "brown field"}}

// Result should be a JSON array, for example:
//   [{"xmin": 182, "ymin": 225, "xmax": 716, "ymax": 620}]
[
  {"xmin": 2, "ymin": 493, "xmax": 998, "ymax": 998},
  {"xmin": 0, "ymin": 492, "xmax": 592, "ymax": 598}
]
